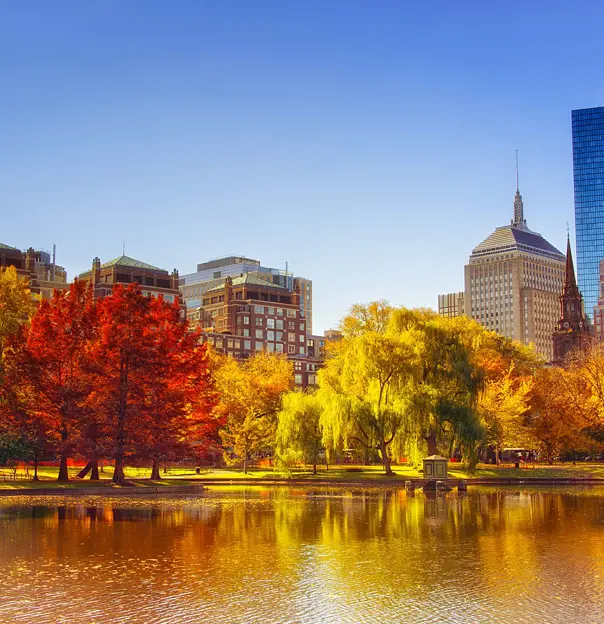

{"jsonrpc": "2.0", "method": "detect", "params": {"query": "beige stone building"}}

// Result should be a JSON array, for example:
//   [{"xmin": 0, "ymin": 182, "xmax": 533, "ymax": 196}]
[
  {"xmin": 464, "ymin": 186, "xmax": 565, "ymax": 361},
  {"xmin": 438, "ymin": 292, "xmax": 465, "ymax": 318}
]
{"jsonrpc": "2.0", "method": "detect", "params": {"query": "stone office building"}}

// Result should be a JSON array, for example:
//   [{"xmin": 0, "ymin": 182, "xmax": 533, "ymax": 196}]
[{"xmin": 464, "ymin": 183, "xmax": 566, "ymax": 361}]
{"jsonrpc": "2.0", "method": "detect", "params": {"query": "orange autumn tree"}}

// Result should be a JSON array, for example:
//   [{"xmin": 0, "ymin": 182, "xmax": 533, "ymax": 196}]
[
  {"xmin": 5, "ymin": 281, "xmax": 97, "ymax": 481},
  {"xmin": 527, "ymin": 367, "xmax": 589, "ymax": 463}
]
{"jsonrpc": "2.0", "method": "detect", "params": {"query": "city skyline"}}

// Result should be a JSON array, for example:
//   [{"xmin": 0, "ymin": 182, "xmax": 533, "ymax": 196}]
[{"xmin": 3, "ymin": 2, "xmax": 604, "ymax": 333}]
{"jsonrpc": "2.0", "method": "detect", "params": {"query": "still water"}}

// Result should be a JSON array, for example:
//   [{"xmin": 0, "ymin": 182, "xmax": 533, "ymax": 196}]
[{"xmin": 1, "ymin": 486, "xmax": 603, "ymax": 624}]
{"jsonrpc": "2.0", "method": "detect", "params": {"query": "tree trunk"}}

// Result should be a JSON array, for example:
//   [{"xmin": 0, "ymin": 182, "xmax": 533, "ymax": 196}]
[
  {"xmin": 33, "ymin": 454, "xmax": 39, "ymax": 481},
  {"xmin": 57, "ymin": 454, "xmax": 69, "ymax": 481},
  {"xmin": 57, "ymin": 422, "xmax": 69, "ymax": 481},
  {"xmin": 312, "ymin": 462, "xmax": 317, "ymax": 475},
  {"xmin": 243, "ymin": 455, "xmax": 248, "ymax": 475},
  {"xmin": 77, "ymin": 460, "xmax": 94, "ymax": 479},
  {"xmin": 112, "ymin": 453, "xmax": 128, "ymax": 485},
  {"xmin": 90, "ymin": 460, "xmax": 100, "ymax": 480},
  {"xmin": 425, "ymin": 432, "xmax": 438, "ymax": 456},
  {"xmin": 150, "ymin": 459, "xmax": 161, "ymax": 480},
  {"xmin": 379, "ymin": 438, "xmax": 393, "ymax": 476}
]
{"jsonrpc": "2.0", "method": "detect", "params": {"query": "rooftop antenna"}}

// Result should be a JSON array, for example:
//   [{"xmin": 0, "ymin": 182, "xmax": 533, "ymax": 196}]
[
  {"xmin": 516, "ymin": 150, "xmax": 519, "ymax": 192},
  {"xmin": 566, "ymin": 221, "xmax": 570, "ymax": 239},
  {"xmin": 122, "ymin": 240, "xmax": 126, "ymax": 256}
]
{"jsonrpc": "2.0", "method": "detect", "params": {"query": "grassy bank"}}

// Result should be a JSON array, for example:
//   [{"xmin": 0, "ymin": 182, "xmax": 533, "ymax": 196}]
[{"xmin": 2, "ymin": 462, "xmax": 604, "ymax": 490}]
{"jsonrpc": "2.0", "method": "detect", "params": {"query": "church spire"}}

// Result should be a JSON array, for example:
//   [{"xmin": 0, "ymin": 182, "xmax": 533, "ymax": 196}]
[
  {"xmin": 563, "ymin": 234, "xmax": 579, "ymax": 296},
  {"xmin": 512, "ymin": 151, "xmax": 526, "ymax": 228}
]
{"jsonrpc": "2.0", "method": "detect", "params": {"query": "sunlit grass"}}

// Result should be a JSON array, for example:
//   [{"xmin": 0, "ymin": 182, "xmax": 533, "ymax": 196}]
[{"xmin": 2, "ymin": 462, "xmax": 604, "ymax": 490}]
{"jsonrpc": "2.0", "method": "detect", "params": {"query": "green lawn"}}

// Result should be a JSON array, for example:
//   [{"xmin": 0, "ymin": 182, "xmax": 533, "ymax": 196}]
[{"xmin": 2, "ymin": 462, "xmax": 604, "ymax": 490}]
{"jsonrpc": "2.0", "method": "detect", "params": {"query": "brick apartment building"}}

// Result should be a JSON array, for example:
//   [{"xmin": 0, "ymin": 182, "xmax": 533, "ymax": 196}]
[
  {"xmin": 1, "ymin": 242, "xmax": 69, "ymax": 298},
  {"xmin": 192, "ymin": 274, "xmax": 322, "ymax": 388},
  {"xmin": 77, "ymin": 255, "xmax": 181, "ymax": 303}
]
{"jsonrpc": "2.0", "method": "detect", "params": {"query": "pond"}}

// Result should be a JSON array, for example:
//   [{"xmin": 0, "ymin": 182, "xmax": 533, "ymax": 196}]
[{"xmin": 1, "ymin": 486, "xmax": 603, "ymax": 623}]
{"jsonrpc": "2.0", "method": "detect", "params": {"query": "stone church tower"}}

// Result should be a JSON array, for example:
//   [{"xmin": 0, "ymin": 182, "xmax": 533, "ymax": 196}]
[{"xmin": 552, "ymin": 236, "xmax": 592, "ymax": 365}]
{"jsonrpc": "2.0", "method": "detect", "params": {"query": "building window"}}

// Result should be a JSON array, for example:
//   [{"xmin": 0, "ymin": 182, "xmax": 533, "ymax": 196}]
[
  {"xmin": 287, "ymin": 310, "xmax": 296, "ymax": 318},
  {"xmin": 299, "ymin": 347, "xmax": 305, "ymax": 355},
  {"xmin": 267, "ymin": 318, "xmax": 275, "ymax": 329},
  {"xmin": 255, "ymin": 305, "xmax": 264, "ymax": 314},
  {"xmin": 288, "ymin": 321, "xmax": 295, "ymax": 330},
  {"xmin": 276, "ymin": 319, "xmax": 284, "ymax": 330},
  {"xmin": 288, "ymin": 333, "xmax": 295, "ymax": 342},
  {"xmin": 294, "ymin": 361, "xmax": 302, "ymax": 370},
  {"xmin": 243, "ymin": 316, "xmax": 249, "ymax": 325},
  {"xmin": 255, "ymin": 329, "xmax": 263, "ymax": 339},
  {"xmin": 308, "ymin": 374, "xmax": 316, "ymax": 385},
  {"xmin": 299, "ymin": 334, "xmax": 304, "ymax": 343},
  {"xmin": 267, "ymin": 343, "xmax": 275, "ymax": 352},
  {"xmin": 294, "ymin": 374, "xmax": 303, "ymax": 385},
  {"xmin": 267, "ymin": 330, "xmax": 275, "ymax": 341},
  {"xmin": 243, "ymin": 329, "xmax": 250, "ymax": 337},
  {"xmin": 276, "ymin": 343, "xmax": 283, "ymax": 353},
  {"xmin": 255, "ymin": 341, "xmax": 263, "ymax": 351},
  {"xmin": 213, "ymin": 271, "xmax": 221, "ymax": 279},
  {"xmin": 255, "ymin": 317, "xmax": 263, "ymax": 326},
  {"xmin": 277, "ymin": 308, "xmax": 284, "ymax": 316},
  {"xmin": 299, "ymin": 323, "xmax": 305, "ymax": 331},
  {"xmin": 244, "ymin": 340, "xmax": 251, "ymax": 350},
  {"xmin": 288, "ymin": 344, "xmax": 296, "ymax": 354},
  {"xmin": 276, "ymin": 331, "xmax": 284, "ymax": 342},
  {"xmin": 227, "ymin": 340, "xmax": 234, "ymax": 349},
  {"xmin": 268, "ymin": 307, "xmax": 275, "ymax": 315}
]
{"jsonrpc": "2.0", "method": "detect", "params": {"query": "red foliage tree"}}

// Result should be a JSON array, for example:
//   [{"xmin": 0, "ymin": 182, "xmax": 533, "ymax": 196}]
[
  {"xmin": 5, "ymin": 282, "xmax": 97, "ymax": 481},
  {"xmin": 89, "ymin": 285, "xmax": 217, "ymax": 485}
]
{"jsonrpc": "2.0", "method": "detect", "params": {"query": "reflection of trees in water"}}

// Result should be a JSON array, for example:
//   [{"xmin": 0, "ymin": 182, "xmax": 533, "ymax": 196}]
[{"xmin": 1, "ymin": 488, "xmax": 604, "ymax": 612}]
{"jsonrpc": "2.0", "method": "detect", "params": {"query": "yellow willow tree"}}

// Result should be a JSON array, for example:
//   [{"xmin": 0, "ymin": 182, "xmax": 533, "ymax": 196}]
[
  {"xmin": 214, "ymin": 351, "xmax": 292, "ymax": 474},
  {"xmin": 318, "ymin": 308, "xmax": 415, "ymax": 475},
  {"xmin": 276, "ymin": 391, "xmax": 326, "ymax": 474}
]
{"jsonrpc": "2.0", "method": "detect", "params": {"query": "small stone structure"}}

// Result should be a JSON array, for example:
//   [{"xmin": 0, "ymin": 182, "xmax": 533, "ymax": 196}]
[{"xmin": 422, "ymin": 455, "xmax": 451, "ymax": 491}]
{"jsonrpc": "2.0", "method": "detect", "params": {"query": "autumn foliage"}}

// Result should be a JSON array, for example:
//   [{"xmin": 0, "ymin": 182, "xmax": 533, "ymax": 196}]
[{"xmin": 1, "ymin": 281, "xmax": 218, "ymax": 484}]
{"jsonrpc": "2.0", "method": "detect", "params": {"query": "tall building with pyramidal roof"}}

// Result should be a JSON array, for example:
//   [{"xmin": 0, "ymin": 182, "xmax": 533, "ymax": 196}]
[
  {"xmin": 552, "ymin": 236, "xmax": 592, "ymax": 364},
  {"xmin": 464, "ymin": 173, "xmax": 566, "ymax": 361}
]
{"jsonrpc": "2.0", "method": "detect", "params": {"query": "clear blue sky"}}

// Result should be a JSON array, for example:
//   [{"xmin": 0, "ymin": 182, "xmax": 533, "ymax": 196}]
[{"xmin": 2, "ymin": 1, "xmax": 604, "ymax": 333}]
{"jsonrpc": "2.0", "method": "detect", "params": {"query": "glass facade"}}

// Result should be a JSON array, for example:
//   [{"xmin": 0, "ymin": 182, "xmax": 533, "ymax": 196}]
[{"xmin": 572, "ymin": 106, "xmax": 604, "ymax": 321}]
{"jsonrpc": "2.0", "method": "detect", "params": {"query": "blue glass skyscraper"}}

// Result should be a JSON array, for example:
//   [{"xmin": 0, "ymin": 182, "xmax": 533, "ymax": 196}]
[{"xmin": 572, "ymin": 106, "xmax": 604, "ymax": 321}]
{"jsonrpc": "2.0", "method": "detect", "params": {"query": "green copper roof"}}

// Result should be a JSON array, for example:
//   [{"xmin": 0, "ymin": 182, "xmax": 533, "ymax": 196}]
[
  {"xmin": 101, "ymin": 255, "xmax": 164, "ymax": 271},
  {"xmin": 206, "ymin": 273, "xmax": 288, "ymax": 293},
  {"xmin": 0, "ymin": 243, "xmax": 19, "ymax": 251}
]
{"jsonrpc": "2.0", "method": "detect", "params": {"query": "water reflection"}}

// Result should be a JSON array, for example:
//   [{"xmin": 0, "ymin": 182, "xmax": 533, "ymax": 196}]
[{"xmin": 0, "ymin": 487, "xmax": 603, "ymax": 623}]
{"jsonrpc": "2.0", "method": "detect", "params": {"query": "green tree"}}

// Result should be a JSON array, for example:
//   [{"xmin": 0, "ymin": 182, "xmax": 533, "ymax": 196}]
[
  {"xmin": 389, "ymin": 310, "xmax": 485, "ymax": 458},
  {"xmin": 276, "ymin": 391, "xmax": 326, "ymax": 474}
]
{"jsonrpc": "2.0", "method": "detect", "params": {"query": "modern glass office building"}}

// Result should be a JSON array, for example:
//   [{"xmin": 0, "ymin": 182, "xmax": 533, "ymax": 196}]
[{"xmin": 572, "ymin": 106, "xmax": 604, "ymax": 321}]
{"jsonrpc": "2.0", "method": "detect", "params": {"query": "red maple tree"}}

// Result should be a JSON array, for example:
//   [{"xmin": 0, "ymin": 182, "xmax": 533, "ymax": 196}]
[
  {"xmin": 88, "ymin": 284, "xmax": 217, "ymax": 485},
  {"xmin": 6, "ymin": 281, "xmax": 97, "ymax": 481}
]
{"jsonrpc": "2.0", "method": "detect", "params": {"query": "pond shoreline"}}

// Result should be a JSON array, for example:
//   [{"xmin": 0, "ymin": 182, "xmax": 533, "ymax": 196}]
[{"xmin": 2, "ymin": 475, "xmax": 604, "ymax": 496}]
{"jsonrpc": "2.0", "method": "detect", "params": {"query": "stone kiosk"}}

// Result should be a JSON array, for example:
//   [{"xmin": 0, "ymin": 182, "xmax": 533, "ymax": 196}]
[{"xmin": 422, "ymin": 455, "xmax": 450, "ymax": 491}]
